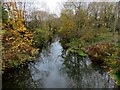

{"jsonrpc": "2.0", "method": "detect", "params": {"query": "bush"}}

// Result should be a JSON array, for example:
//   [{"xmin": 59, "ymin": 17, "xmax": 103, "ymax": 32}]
[
  {"xmin": 33, "ymin": 28, "xmax": 52, "ymax": 48},
  {"xmin": 2, "ymin": 18, "xmax": 38, "ymax": 70}
]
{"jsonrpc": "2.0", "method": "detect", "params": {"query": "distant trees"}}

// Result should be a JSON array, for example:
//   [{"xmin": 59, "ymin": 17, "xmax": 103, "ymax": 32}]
[
  {"xmin": 26, "ymin": 8, "xmax": 61, "ymax": 48},
  {"xmin": 28, "ymin": 9, "xmax": 59, "ymax": 32},
  {"xmin": 59, "ymin": 2, "xmax": 118, "ymax": 45}
]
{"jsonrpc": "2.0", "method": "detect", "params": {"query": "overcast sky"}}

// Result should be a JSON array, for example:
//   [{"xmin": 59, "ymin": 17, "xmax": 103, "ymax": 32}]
[
  {"xmin": 25, "ymin": 0, "xmax": 66, "ymax": 14},
  {"xmin": 26, "ymin": 0, "xmax": 119, "ymax": 13},
  {"xmin": 5, "ymin": 0, "xmax": 119, "ymax": 15}
]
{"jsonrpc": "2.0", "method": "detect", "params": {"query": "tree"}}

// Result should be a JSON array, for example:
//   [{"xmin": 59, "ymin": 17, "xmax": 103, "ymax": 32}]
[{"xmin": 2, "ymin": 2, "xmax": 38, "ymax": 69}]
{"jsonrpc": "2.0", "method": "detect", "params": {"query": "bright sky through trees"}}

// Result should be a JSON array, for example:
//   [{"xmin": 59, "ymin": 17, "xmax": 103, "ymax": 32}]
[
  {"xmin": 27, "ymin": 0, "xmax": 119, "ymax": 15},
  {"xmin": 4, "ymin": 0, "xmax": 119, "ymax": 15}
]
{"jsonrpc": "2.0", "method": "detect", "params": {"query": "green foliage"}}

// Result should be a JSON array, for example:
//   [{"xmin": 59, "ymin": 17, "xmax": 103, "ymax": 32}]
[
  {"xmin": 59, "ymin": 2, "xmax": 120, "ymax": 86},
  {"xmin": 110, "ymin": 69, "xmax": 120, "ymax": 86},
  {"xmin": 66, "ymin": 48, "xmax": 76, "ymax": 53},
  {"xmin": 78, "ymin": 50, "xmax": 88, "ymax": 57},
  {"xmin": 66, "ymin": 47, "xmax": 88, "ymax": 57},
  {"xmin": 59, "ymin": 2, "xmax": 119, "ymax": 59},
  {"xmin": 0, "ymin": 30, "xmax": 5, "ymax": 35},
  {"xmin": 2, "ymin": 7, "xmax": 8, "ymax": 23},
  {"xmin": 33, "ymin": 28, "xmax": 52, "ymax": 48}
]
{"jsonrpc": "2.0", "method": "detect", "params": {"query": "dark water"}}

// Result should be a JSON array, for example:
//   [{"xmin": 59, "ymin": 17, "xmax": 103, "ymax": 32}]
[{"xmin": 2, "ymin": 39, "xmax": 116, "ymax": 88}]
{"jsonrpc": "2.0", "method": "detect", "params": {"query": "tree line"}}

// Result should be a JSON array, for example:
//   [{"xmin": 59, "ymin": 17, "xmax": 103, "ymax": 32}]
[{"xmin": 58, "ymin": 2, "xmax": 120, "ymax": 86}]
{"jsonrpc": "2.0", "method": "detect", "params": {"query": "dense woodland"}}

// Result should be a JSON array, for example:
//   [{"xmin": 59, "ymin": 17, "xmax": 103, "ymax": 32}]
[
  {"xmin": 0, "ymin": 1, "xmax": 120, "ymax": 86},
  {"xmin": 59, "ymin": 2, "xmax": 120, "ymax": 86}
]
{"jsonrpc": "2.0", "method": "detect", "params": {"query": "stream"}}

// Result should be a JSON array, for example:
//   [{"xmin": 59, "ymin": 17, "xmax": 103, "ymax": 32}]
[{"xmin": 2, "ymin": 38, "xmax": 116, "ymax": 88}]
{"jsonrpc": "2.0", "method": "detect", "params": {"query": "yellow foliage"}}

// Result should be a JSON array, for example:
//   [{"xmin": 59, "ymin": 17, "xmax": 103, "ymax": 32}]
[
  {"xmin": 2, "ymin": 2, "xmax": 38, "ymax": 69},
  {"xmin": 18, "ymin": 27, "xmax": 27, "ymax": 32}
]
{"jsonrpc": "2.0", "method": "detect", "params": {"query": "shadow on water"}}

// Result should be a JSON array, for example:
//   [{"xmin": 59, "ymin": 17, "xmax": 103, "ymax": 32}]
[
  {"xmin": 2, "ymin": 38, "xmax": 117, "ymax": 88},
  {"xmin": 61, "ymin": 53, "xmax": 116, "ymax": 88}
]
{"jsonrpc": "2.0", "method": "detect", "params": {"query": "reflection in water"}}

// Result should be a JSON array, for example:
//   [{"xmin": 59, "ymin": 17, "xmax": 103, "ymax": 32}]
[
  {"xmin": 28, "ymin": 40, "xmax": 70, "ymax": 88},
  {"xmin": 2, "ymin": 39, "xmax": 116, "ymax": 88},
  {"xmin": 62, "ymin": 53, "xmax": 115, "ymax": 88}
]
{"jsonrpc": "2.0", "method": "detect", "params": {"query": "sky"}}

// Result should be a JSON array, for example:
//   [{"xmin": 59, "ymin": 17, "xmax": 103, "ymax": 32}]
[
  {"xmin": 43, "ymin": 0, "xmax": 66, "ymax": 13},
  {"xmin": 26, "ymin": 0, "xmax": 67, "ymax": 14},
  {"xmin": 5, "ymin": 0, "xmax": 120, "ymax": 15},
  {"xmin": 26, "ymin": 0, "xmax": 119, "ymax": 14}
]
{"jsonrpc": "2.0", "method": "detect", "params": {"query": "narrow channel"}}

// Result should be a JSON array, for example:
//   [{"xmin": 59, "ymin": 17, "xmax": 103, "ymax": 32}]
[{"xmin": 3, "ymin": 38, "xmax": 116, "ymax": 88}]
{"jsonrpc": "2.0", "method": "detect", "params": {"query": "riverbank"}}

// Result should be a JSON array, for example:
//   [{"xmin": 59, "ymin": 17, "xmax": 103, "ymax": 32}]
[
  {"xmin": 2, "ymin": 39, "xmax": 118, "ymax": 88},
  {"xmin": 59, "ymin": 38, "xmax": 120, "ymax": 87}
]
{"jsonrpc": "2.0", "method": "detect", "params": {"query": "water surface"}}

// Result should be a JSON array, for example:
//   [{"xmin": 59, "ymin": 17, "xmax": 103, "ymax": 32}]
[{"xmin": 3, "ymin": 39, "xmax": 116, "ymax": 88}]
